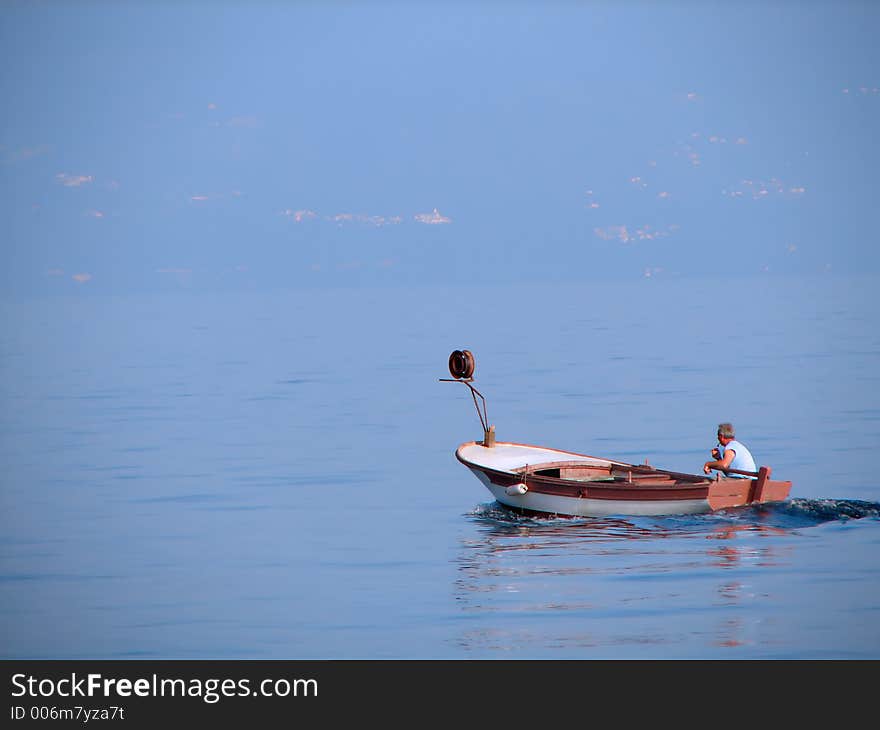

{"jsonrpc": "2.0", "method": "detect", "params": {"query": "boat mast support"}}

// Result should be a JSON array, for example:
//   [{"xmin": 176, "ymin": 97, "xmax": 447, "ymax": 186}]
[
  {"xmin": 439, "ymin": 378, "xmax": 494, "ymax": 447},
  {"xmin": 441, "ymin": 349, "xmax": 495, "ymax": 447}
]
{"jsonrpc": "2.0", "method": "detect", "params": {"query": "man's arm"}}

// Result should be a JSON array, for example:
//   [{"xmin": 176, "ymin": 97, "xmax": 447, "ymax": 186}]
[{"xmin": 703, "ymin": 448, "xmax": 736, "ymax": 474}]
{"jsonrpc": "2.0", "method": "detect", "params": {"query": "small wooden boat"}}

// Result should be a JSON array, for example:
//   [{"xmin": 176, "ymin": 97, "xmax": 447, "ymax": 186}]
[{"xmin": 442, "ymin": 350, "xmax": 792, "ymax": 517}]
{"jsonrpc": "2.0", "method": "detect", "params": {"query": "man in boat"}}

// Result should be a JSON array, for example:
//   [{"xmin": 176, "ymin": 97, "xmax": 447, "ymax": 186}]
[{"xmin": 703, "ymin": 422, "xmax": 757, "ymax": 477}]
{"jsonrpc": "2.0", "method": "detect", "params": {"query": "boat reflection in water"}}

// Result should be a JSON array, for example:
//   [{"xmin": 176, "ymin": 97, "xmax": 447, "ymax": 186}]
[{"xmin": 452, "ymin": 503, "xmax": 796, "ymax": 656}]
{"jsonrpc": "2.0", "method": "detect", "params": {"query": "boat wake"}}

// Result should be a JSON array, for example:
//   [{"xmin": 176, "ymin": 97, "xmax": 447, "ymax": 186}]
[{"xmin": 742, "ymin": 497, "xmax": 880, "ymax": 525}]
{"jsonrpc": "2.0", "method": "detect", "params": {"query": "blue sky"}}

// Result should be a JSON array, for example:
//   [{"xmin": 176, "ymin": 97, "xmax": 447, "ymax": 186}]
[{"xmin": 2, "ymin": 1, "xmax": 878, "ymax": 294}]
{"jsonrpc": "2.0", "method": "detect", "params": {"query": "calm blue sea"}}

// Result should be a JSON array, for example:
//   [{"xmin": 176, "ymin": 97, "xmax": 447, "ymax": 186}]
[{"xmin": 1, "ymin": 273, "xmax": 878, "ymax": 659}]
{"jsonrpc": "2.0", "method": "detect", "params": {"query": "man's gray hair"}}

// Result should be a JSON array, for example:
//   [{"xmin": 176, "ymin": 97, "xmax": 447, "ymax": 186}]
[{"xmin": 717, "ymin": 423, "xmax": 735, "ymax": 438}]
